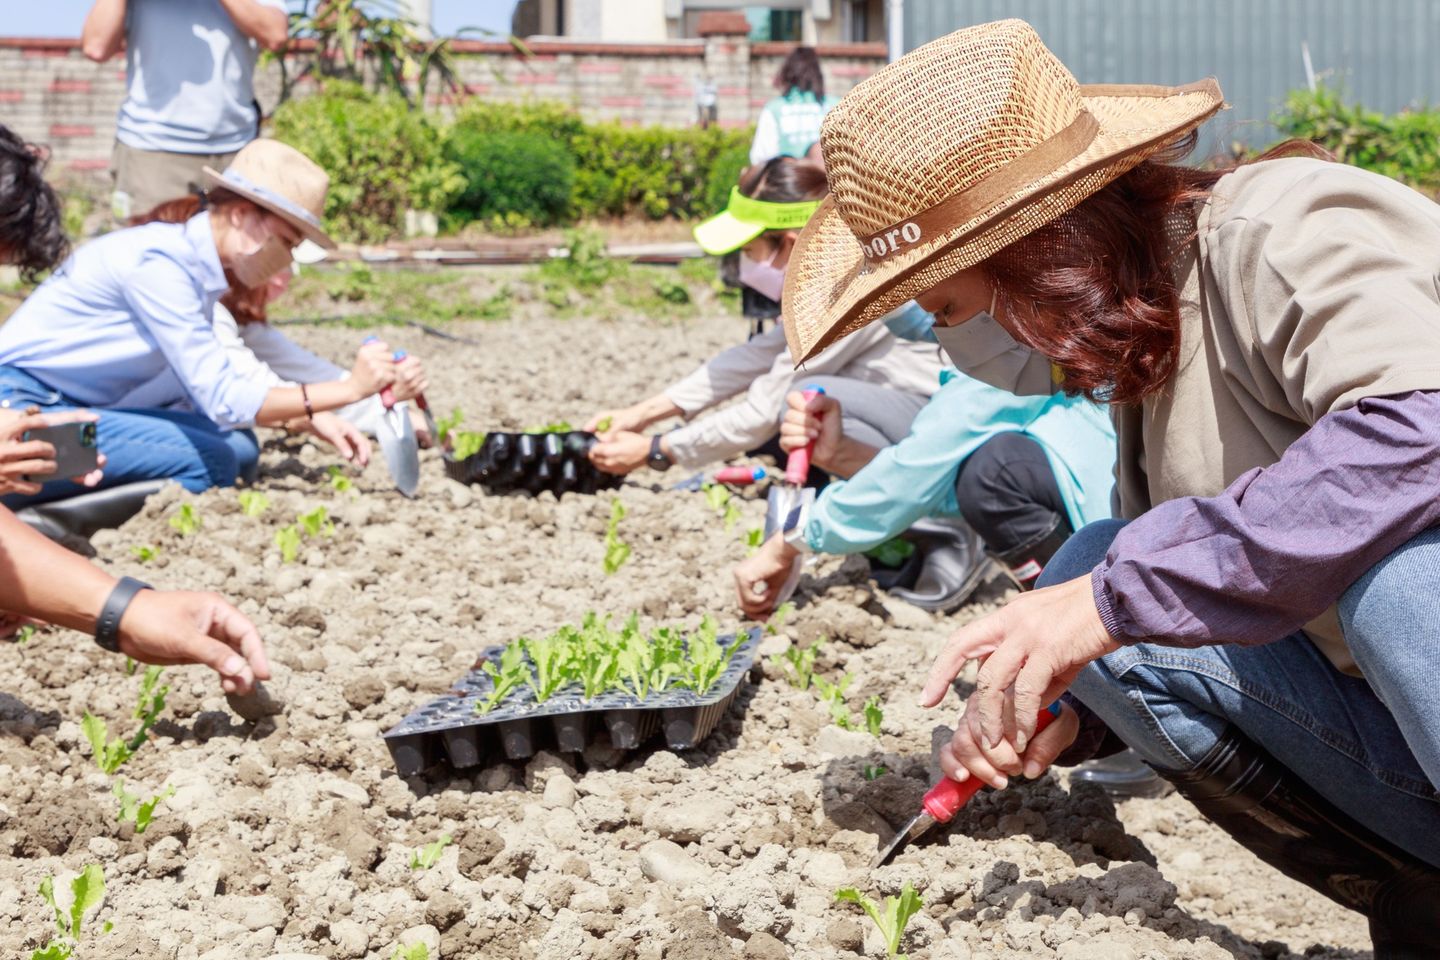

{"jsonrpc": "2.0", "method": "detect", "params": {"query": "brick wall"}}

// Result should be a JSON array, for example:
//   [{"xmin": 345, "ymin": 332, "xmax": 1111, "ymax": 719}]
[{"xmin": 0, "ymin": 32, "xmax": 886, "ymax": 182}]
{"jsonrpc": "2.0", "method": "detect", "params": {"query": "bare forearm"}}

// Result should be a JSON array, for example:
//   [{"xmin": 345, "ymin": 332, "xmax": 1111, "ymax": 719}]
[
  {"xmin": 816, "ymin": 437, "xmax": 880, "ymax": 479},
  {"xmin": 637, "ymin": 394, "xmax": 684, "ymax": 430},
  {"xmin": 216, "ymin": 0, "xmax": 289, "ymax": 50},
  {"xmin": 255, "ymin": 380, "xmax": 363, "ymax": 427},
  {"xmin": 81, "ymin": 0, "xmax": 127, "ymax": 61},
  {"xmin": 0, "ymin": 509, "xmax": 114, "ymax": 632}
]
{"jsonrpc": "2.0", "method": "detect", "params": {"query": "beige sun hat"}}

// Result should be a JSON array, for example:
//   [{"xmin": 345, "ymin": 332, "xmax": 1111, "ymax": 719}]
[
  {"xmin": 782, "ymin": 19, "xmax": 1225, "ymax": 364},
  {"xmin": 203, "ymin": 139, "xmax": 336, "ymax": 250}
]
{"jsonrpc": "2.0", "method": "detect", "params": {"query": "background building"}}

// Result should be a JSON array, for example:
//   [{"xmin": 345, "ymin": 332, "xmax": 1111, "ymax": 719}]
[{"xmin": 512, "ymin": 0, "xmax": 887, "ymax": 45}]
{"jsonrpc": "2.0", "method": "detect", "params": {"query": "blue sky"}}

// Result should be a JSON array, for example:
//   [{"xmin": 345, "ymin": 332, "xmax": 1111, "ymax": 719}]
[{"xmin": 5, "ymin": 1, "xmax": 519, "ymax": 38}]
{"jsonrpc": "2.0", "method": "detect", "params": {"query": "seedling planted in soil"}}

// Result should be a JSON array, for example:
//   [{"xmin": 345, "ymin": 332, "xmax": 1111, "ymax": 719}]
[
  {"xmin": 112, "ymin": 781, "xmax": 173, "ymax": 834},
  {"xmin": 864, "ymin": 696, "xmax": 885, "ymax": 738},
  {"xmin": 298, "ymin": 506, "xmax": 335, "ymax": 538},
  {"xmin": 15, "ymin": 624, "xmax": 35, "ymax": 645},
  {"xmin": 835, "ymin": 882, "xmax": 924, "ymax": 958},
  {"xmin": 168, "ymin": 503, "xmax": 201, "ymax": 536},
  {"xmin": 764, "ymin": 602, "xmax": 796, "ymax": 636},
  {"xmin": 602, "ymin": 498, "xmax": 631, "ymax": 575},
  {"xmin": 772, "ymin": 634, "xmax": 823, "ymax": 691},
  {"xmin": 82, "ymin": 666, "xmax": 169, "ymax": 775},
  {"xmin": 32, "ymin": 863, "xmax": 109, "ymax": 959},
  {"xmin": 390, "ymin": 944, "xmax": 429, "ymax": 960},
  {"xmin": 863, "ymin": 764, "xmax": 888, "ymax": 781},
  {"xmin": 237, "ymin": 490, "xmax": 270, "ymax": 518},
  {"xmin": 327, "ymin": 466, "xmax": 354, "ymax": 494},
  {"xmin": 130, "ymin": 544, "xmax": 159, "ymax": 563},
  {"xmin": 410, "ymin": 835, "xmax": 451, "ymax": 870},
  {"xmin": 274, "ymin": 524, "xmax": 302, "ymax": 563},
  {"xmin": 814, "ymin": 673, "xmax": 855, "ymax": 730}
]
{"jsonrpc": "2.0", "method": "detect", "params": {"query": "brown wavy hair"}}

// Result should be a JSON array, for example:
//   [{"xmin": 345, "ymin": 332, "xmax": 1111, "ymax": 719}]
[
  {"xmin": 982, "ymin": 136, "xmax": 1332, "ymax": 405},
  {"xmin": 129, "ymin": 191, "xmax": 271, "ymax": 324},
  {"xmin": 776, "ymin": 46, "xmax": 825, "ymax": 100}
]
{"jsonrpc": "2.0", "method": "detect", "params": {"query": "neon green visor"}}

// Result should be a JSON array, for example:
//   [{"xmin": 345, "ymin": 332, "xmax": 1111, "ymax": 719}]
[{"xmin": 692, "ymin": 187, "xmax": 822, "ymax": 256}]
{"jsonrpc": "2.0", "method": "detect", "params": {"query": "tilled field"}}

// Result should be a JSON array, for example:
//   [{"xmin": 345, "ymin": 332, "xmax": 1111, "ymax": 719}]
[{"xmin": 0, "ymin": 305, "xmax": 1373, "ymax": 959}]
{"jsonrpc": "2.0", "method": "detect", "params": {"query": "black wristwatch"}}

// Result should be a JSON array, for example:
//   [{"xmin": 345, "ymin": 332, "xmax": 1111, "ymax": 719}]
[
  {"xmin": 94, "ymin": 576, "xmax": 151, "ymax": 653},
  {"xmin": 647, "ymin": 434, "xmax": 673, "ymax": 472}
]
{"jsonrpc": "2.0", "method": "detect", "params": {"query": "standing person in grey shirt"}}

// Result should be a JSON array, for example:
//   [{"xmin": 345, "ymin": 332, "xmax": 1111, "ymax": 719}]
[{"xmin": 81, "ymin": 0, "xmax": 289, "ymax": 221}]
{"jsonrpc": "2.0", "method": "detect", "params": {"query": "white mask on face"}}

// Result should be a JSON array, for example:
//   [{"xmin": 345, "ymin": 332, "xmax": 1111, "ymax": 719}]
[
  {"xmin": 931, "ymin": 290, "xmax": 1059, "ymax": 396},
  {"xmin": 230, "ymin": 235, "xmax": 293, "ymax": 289},
  {"xmin": 739, "ymin": 247, "xmax": 786, "ymax": 302}
]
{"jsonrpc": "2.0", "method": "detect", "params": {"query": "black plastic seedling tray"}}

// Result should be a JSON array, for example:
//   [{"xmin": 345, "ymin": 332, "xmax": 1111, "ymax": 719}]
[
  {"xmin": 444, "ymin": 430, "xmax": 624, "ymax": 498},
  {"xmin": 382, "ymin": 628, "xmax": 761, "ymax": 776}
]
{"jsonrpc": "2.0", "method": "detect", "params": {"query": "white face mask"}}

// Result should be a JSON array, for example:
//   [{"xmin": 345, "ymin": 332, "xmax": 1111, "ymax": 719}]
[
  {"xmin": 230, "ymin": 235, "xmax": 293, "ymax": 289},
  {"xmin": 739, "ymin": 247, "xmax": 786, "ymax": 302},
  {"xmin": 931, "ymin": 292, "xmax": 1059, "ymax": 396}
]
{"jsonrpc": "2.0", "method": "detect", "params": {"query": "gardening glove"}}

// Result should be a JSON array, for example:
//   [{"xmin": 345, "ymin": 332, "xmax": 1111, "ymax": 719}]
[{"xmin": 117, "ymin": 590, "xmax": 271, "ymax": 696}]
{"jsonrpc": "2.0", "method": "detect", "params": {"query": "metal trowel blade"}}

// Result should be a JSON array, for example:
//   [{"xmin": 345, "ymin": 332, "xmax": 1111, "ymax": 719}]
[{"xmin": 871, "ymin": 811, "xmax": 938, "ymax": 869}]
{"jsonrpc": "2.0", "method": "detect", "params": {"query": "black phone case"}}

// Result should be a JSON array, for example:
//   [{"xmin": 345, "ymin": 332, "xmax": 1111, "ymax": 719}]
[{"xmin": 26, "ymin": 423, "xmax": 99, "ymax": 478}]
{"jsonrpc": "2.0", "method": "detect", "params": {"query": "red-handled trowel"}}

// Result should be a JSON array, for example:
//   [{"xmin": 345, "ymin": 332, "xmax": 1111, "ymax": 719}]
[
  {"xmin": 364, "ymin": 337, "xmax": 419, "ymax": 498},
  {"xmin": 872, "ymin": 703, "xmax": 1063, "ymax": 868},
  {"xmin": 759, "ymin": 385, "xmax": 823, "ymax": 607}
]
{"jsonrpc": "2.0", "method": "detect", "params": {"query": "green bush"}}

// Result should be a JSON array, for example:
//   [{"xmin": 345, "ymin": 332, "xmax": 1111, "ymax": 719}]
[
  {"xmin": 702, "ymin": 145, "xmax": 753, "ymax": 218},
  {"xmin": 1273, "ymin": 84, "xmax": 1440, "ymax": 194},
  {"xmin": 447, "ymin": 129, "xmax": 576, "ymax": 227},
  {"xmin": 272, "ymin": 82, "xmax": 466, "ymax": 243}
]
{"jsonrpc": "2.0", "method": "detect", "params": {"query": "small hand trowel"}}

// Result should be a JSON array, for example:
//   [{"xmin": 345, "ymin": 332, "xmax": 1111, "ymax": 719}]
[
  {"xmin": 363, "ymin": 337, "xmax": 419, "ymax": 498},
  {"xmin": 872, "ymin": 703, "xmax": 1062, "ymax": 868},
  {"xmin": 759, "ymin": 385, "xmax": 823, "ymax": 606}
]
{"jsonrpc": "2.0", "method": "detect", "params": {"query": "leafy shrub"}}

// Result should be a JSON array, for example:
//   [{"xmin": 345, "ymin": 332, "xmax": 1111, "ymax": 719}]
[
  {"xmin": 571, "ymin": 121, "xmax": 752, "ymax": 220},
  {"xmin": 702, "ymin": 144, "xmax": 752, "ymax": 216},
  {"xmin": 1272, "ymin": 84, "xmax": 1440, "ymax": 194},
  {"xmin": 272, "ymin": 82, "xmax": 466, "ymax": 243},
  {"xmin": 446, "ymin": 129, "xmax": 576, "ymax": 227}
]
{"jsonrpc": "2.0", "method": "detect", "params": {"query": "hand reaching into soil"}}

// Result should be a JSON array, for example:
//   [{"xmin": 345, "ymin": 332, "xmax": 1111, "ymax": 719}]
[
  {"xmin": 589, "ymin": 431, "xmax": 654, "ymax": 475},
  {"xmin": 734, "ymin": 533, "xmax": 801, "ymax": 618},
  {"xmin": 304, "ymin": 412, "xmax": 371, "ymax": 467},
  {"xmin": 937, "ymin": 692, "xmax": 1080, "ymax": 788},
  {"xmin": 920, "ymin": 574, "xmax": 1119, "ymax": 752},
  {"xmin": 0, "ymin": 407, "xmax": 107, "ymax": 496},
  {"xmin": 118, "ymin": 590, "xmax": 270, "ymax": 696}
]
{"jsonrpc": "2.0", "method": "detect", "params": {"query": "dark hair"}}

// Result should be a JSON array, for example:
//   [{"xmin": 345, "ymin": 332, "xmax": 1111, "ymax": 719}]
[
  {"xmin": 739, "ymin": 155, "xmax": 829, "ymax": 205},
  {"xmin": 129, "ymin": 190, "xmax": 271, "ymax": 324},
  {"xmin": 776, "ymin": 46, "xmax": 825, "ymax": 100},
  {"xmin": 983, "ymin": 136, "xmax": 1333, "ymax": 405},
  {"xmin": 0, "ymin": 125, "xmax": 68, "ymax": 281}
]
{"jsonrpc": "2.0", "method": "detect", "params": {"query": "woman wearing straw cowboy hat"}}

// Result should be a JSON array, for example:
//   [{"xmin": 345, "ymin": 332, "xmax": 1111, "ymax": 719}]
[
  {"xmin": 0, "ymin": 139, "xmax": 425, "ymax": 506},
  {"xmin": 785, "ymin": 19, "xmax": 1440, "ymax": 950}
]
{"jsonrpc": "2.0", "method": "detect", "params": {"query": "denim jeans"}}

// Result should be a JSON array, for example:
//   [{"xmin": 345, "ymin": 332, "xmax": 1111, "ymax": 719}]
[
  {"xmin": 0, "ymin": 365, "xmax": 258, "ymax": 508},
  {"xmin": 1044, "ymin": 519, "xmax": 1440, "ymax": 867}
]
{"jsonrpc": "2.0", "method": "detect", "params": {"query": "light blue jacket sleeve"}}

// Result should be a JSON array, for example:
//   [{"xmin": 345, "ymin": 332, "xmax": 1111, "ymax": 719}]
[
  {"xmin": 122, "ymin": 251, "xmax": 269, "ymax": 429},
  {"xmin": 804, "ymin": 373, "xmax": 1117, "ymax": 554}
]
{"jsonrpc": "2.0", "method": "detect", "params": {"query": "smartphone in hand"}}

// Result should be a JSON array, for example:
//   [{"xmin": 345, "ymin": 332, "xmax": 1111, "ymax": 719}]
[{"xmin": 25, "ymin": 422, "xmax": 99, "ymax": 478}]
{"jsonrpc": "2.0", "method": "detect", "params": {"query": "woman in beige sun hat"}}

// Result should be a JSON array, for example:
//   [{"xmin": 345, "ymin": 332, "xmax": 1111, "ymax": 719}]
[
  {"xmin": 789, "ymin": 19, "xmax": 1440, "ymax": 947},
  {"xmin": 0, "ymin": 138, "xmax": 426, "ymax": 504}
]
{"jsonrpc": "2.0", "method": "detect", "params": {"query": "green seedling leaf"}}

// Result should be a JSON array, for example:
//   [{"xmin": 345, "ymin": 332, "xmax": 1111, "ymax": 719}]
[
  {"xmin": 68, "ymin": 864, "xmax": 105, "ymax": 941},
  {"xmin": 814, "ymin": 673, "xmax": 855, "ymax": 730},
  {"xmin": 237, "ymin": 490, "xmax": 270, "ymax": 518},
  {"xmin": 477, "ymin": 642, "xmax": 528, "ymax": 714},
  {"xmin": 168, "ymin": 503, "xmax": 201, "ymax": 536},
  {"xmin": 702, "ymin": 481, "xmax": 730, "ymax": 514},
  {"xmin": 390, "ymin": 944, "xmax": 429, "ymax": 960},
  {"xmin": 435, "ymin": 406, "xmax": 464, "ymax": 446},
  {"xmin": 864, "ymin": 696, "xmax": 884, "ymax": 739},
  {"xmin": 410, "ymin": 834, "xmax": 452, "ymax": 870},
  {"xmin": 82, "ymin": 713, "xmax": 130, "ymax": 776},
  {"xmin": 863, "ymin": 764, "xmax": 888, "ymax": 781},
  {"xmin": 298, "ymin": 506, "xmax": 334, "ymax": 539},
  {"xmin": 614, "ymin": 614, "xmax": 652, "ymax": 700},
  {"xmin": 113, "ymin": 781, "xmax": 173, "ymax": 834},
  {"xmin": 124, "ymin": 657, "xmax": 136, "ymax": 676},
  {"xmin": 523, "ymin": 421, "xmax": 574, "ymax": 434},
  {"xmin": 602, "ymin": 498, "xmax": 630, "ymax": 576},
  {"xmin": 327, "ymin": 466, "xmax": 354, "ymax": 494},
  {"xmin": 676, "ymin": 615, "xmax": 746, "ymax": 696},
  {"xmin": 595, "ymin": 415, "xmax": 613, "ymax": 433},
  {"xmin": 835, "ymin": 881, "xmax": 923, "ymax": 957},
  {"xmin": 29, "ymin": 942, "xmax": 72, "ymax": 960},
  {"xmin": 521, "ymin": 631, "xmax": 575, "ymax": 703},
  {"xmin": 16, "ymin": 624, "xmax": 35, "ymax": 645},
  {"xmin": 130, "ymin": 545, "xmax": 159, "ymax": 563},
  {"xmin": 771, "ymin": 634, "xmax": 822, "ymax": 690},
  {"xmin": 274, "ymin": 524, "xmax": 302, "ymax": 563},
  {"xmin": 452, "ymin": 430, "xmax": 487, "ymax": 461},
  {"xmin": 744, "ymin": 526, "xmax": 764, "ymax": 554},
  {"xmin": 765, "ymin": 602, "xmax": 796, "ymax": 636},
  {"xmin": 864, "ymin": 537, "xmax": 916, "ymax": 569},
  {"xmin": 647, "ymin": 625, "xmax": 686, "ymax": 694},
  {"xmin": 722, "ymin": 499, "xmax": 742, "ymax": 531}
]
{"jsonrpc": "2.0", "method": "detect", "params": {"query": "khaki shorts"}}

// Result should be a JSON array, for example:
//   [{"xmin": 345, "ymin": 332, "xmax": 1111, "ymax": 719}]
[{"xmin": 110, "ymin": 141, "xmax": 241, "ymax": 223}]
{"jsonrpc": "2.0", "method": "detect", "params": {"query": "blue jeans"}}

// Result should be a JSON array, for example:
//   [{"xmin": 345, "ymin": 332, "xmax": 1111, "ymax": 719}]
[
  {"xmin": 1045, "ymin": 519, "xmax": 1440, "ymax": 867},
  {"xmin": 0, "ymin": 366, "xmax": 258, "ymax": 508}
]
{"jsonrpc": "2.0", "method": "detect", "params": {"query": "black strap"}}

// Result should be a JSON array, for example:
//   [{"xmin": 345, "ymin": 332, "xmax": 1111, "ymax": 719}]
[{"xmin": 94, "ymin": 576, "xmax": 151, "ymax": 654}]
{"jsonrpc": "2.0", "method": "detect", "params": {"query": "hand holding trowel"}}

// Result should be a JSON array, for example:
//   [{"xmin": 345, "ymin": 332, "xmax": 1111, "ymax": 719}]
[
  {"xmin": 756, "ymin": 385, "xmax": 824, "ymax": 608},
  {"xmin": 362, "ymin": 336, "xmax": 422, "ymax": 498}
]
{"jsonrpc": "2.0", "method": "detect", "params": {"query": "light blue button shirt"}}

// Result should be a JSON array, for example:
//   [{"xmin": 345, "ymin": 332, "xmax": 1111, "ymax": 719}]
[
  {"xmin": 0, "ymin": 213, "xmax": 269, "ymax": 429},
  {"xmin": 804, "ymin": 368, "xmax": 1117, "ymax": 554},
  {"xmin": 116, "ymin": 0, "xmax": 287, "ymax": 153}
]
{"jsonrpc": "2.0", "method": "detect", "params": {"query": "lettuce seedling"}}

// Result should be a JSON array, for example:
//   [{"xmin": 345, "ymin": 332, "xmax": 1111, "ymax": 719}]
[
  {"xmin": 595, "ymin": 415, "xmax": 613, "ymax": 433},
  {"xmin": 764, "ymin": 602, "xmax": 796, "ymax": 636},
  {"xmin": 744, "ymin": 526, "xmax": 764, "ymax": 554},
  {"xmin": 521, "ymin": 632, "xmax": 574, "ymax": 703},
  {"xmin": 834, "ymin": 882, "xmax": 923, "ymax": 958},
  {"xmin": 274, "ymin": 524, "xmax": 302, "ymax": 563},
  {"xmin": 16, "ymin": 624, "xmax": 35, "ymax": 645},
  {"xmin": 723, "ymin": 499, "xmax": 742, "ymax": 531},
  {"xmin": 814, "ymin": 673, "xmax": 855, "ymax": 730},
  {"xmin": 130, "ymin": 544, "xmax": 159, "ymax": 563},
  {"xmin": 524, "ymin": 421, "xmax": 574, "ymax": 434},
  {"xmin": 864, "ymin": 696, "xmax": 885, "ymax": 738},
  {"xmin": 772, "ymin": 635, "xmax": 823, "ymax": 690},
  {"xmin": 327, "ymin": 466, "xmax": 354, "ymax": 494},
  {"xmin": 477, "ymin": 642, "xmax": 528, "ymax": 714},
  {"xmin": 646, "ymin": 625, "xmax": 686, "ymax": 694},
  {"xmin": 82, "ymin": 713, "xmax": 131, "ymax": 775},
  {"xmin": 168, "ymin": 503, "xmax": 201, "ymax": 536},
  {"xmin": 702, "ymin": 481, "xmax": 730, "ymax": 514},
  {"xmin": 390, "ymin": 944, "xmax": 429, "ymax": 960},
  {"xmin": 863, "ymin": 764, "xmax": 888, "ymax": 781},
  {"xmin": 677, "ymin": 615, "xmax": 746, "ymax": 696},
  {"xmin": 602, "ymin": 498, "xmax": 630, "ymax": 575},
  {"xmin": 39, "ymin": 863, "xmax": 105, "ymax": 944},
  {"xmin": 575, "ymin": 614, "xmax": 618, "ymax": 699},
  {"xmin": 237, "ymin": 490, "xmax": 270, "ymax": 518},
  {"xmin": 435, "ymin": 406, "xmax": 464, "ymax": 446},
  {"xmin": 452, "ymin": 430, "xmax": 488, "ymax": 460},
  {"xmin": 112, "ymin": 781, "xmax": 173, "ymax": 834},
  {"xmin": 614, "ymin": 617, "xmax": 653, "ymax": 700},
  {"xmin": 298, "ymin": 506, "xmax": 334, "ymax": 538},
  {"xmin": 410, "ymin": 834, "xmax": 451, "ymax": 870},
  {"xmin": 84, "ymin": 667, "xmax": 169, "ymax": 774}
]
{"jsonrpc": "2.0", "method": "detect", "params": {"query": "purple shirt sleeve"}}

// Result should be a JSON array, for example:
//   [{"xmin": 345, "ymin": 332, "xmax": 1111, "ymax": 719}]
[{"xmin": 1093, "ymin": 391, "xmax": 1440, "ymax": 647}]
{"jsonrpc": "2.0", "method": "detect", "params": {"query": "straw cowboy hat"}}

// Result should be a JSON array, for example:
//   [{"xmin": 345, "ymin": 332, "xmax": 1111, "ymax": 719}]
[
  {"xmin": 203, "ymin": 139, "xmax": 336, "ymax": 250},
  {"xmin": 782, "ymin": 19, "xmax": 1225, "ymax": 364}
]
